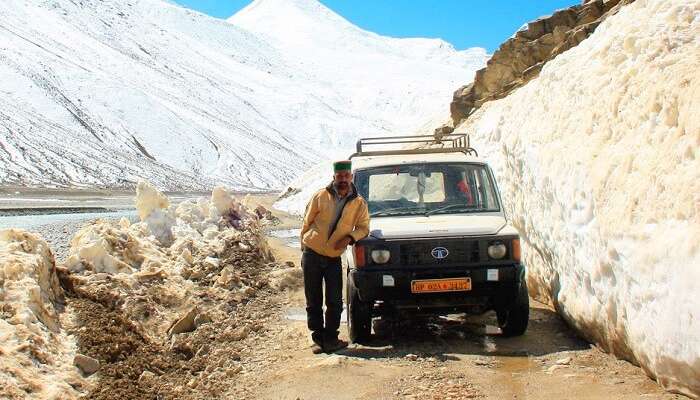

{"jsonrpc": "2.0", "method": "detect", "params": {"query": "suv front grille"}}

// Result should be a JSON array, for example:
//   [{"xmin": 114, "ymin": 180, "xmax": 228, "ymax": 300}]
[{"xmin": 399, "ymin": 239, "xmax": 480, "ymax": 266}]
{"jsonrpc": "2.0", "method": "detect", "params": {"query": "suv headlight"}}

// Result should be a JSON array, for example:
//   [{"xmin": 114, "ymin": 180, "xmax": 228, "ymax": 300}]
[
  {"xmin": 487, "ymin": 242, "xmax": 507, "ymax": 259},
  {"xmin": 371, "ymin": 249, "xmax": 391, "ymax": 264}
]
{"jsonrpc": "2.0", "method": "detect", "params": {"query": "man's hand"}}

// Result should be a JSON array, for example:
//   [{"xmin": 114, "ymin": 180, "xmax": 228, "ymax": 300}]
[{"xmin": 333, "ymin": 236, "xmax": 352, "ymax": 250}]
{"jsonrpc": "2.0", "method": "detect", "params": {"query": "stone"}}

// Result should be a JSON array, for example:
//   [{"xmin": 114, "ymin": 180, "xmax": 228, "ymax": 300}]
[
  {"xmin": 434, "ymin": 125, "xmax": 455, "ymax": 138},
  {"xmin": 228, "ymin": 326, "xmax": 249, "ymax": 341},
  {"xmin": 449, "ymin": 0, "xmax": 637, "ymax": 125},
  {"xmin": 555, "ymin": 356, "xmax": 572, "ymax": 365},
  {"xmin": 226, "ymin": 365, "xmax": 243, "ymax": 376},
  {"xmin": 195, "ymin": 344, "xmax": 211, "ymax": 358},
  {"xmin": 168, "ymin": 307, "xmax": 198, "ymax": 336},
  {"xmin": 194, "ymin": 312, "xmax": 212, "ymax": 327},
  {"xmin": 546, "ymin": 364, "xmax": 567, "ymax": 374},
  {"xmin": 74, "ymin": 354, "xmax": 100, "ymax": 376},
  {"xmin": 405, "ymin": 354, "xmax": 419, "ymax": 361},
  {"xmin": 138, "ymin": 370, "xmax": 156, "ymax": 384}
]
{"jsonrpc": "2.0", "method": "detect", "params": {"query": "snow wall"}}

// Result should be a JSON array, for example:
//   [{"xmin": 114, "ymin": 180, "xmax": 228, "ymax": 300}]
[{"xmin": 458, "ymin": 0, "xmax": 699, "ymax": 396}]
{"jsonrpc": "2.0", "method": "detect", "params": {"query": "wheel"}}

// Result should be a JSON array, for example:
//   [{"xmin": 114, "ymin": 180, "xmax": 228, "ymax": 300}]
[
  {"xmin": 347, "ymin": 283, "xmax": 372, "ymax": 343},
  {"xmin": 497, "ymin": 279, "xmax": 529, "ymax": 337}
]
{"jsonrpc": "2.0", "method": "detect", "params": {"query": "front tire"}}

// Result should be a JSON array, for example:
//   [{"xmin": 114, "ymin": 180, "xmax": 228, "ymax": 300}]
[
  {"xmin": 347, "ymin": 284, "xmax": 372, "ymax": 343},
  {"xmin": 497, "ymin": 279, "xmax": 529, "ymax": 337}
]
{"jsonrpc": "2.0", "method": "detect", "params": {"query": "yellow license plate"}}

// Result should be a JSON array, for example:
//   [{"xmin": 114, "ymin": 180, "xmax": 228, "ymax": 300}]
[{"xmin": 411, "ymin": 278, "xmax": 472, "ymax": 293}]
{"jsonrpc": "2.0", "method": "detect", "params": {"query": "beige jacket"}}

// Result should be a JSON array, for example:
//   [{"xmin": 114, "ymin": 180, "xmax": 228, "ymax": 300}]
[{"xmin": 300, "ymin": 183, "xmax": 370, "ymax": 258}]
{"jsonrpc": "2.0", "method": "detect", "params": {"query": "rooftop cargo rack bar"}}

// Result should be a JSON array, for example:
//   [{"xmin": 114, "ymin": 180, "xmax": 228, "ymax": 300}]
[{"xmin": 350, "ymin": 134, "xmax": 478, "ymax": 159}]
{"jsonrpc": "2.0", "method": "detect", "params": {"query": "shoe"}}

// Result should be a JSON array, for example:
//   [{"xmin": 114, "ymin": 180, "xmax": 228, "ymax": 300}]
[
  {"xmin": 323, "ymin": 338, "xmax": 348, "ymax": 353},
  {"xmin": 311, "ymin": 343, "xmax": 324, "ymax": 354}
]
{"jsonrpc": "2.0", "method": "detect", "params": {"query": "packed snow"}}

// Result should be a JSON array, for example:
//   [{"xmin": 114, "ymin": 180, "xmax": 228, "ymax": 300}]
[
  {"xmin": 0, "ymin": 230, "xmax": 80, "ymax": 399},
  {"xmin": 457, "ymin": 0, "xmax": 699, "ymax": 396},
  {"xmin": 0, "ymin": 0, "xmax": 487, "ymax": 191}
]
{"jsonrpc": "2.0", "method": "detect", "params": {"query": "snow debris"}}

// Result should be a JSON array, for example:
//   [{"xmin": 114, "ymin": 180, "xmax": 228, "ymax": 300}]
[
  {"xmin": 459, "ymin": 0, "xmax": 700, "ymax": 396},
  {"xmin": 54, "ymin": 183, "xmax": 297, "ymax": 398},
  {"xmin": 0, "ymin": 229, "xmax": 81, "ymax": 399},
  {"xmin": 136, "ymin": 180, "xmax": 170, "ymax": 221},
  {"xmin": 135, "ymin": 181, "xmax": 175, "ymax": 245}
]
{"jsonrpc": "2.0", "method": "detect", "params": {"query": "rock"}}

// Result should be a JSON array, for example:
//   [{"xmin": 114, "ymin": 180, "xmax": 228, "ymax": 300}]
[
  {"xmin": 314, "ymin": 355, "xmax": 348, "ymax": 367},
  {"xmin": 195, "ymin": 344, "xmax": 211, "ymax": 358},
  {"xmin": 434, "ymin": 124, "xmax": 454, "ymax": 138},
  {"xmin": 270, "ymin": 267, "xmax": 302, "ymax": 290},
  {"xmin": 226, "ymin": 365, "xmax": 243, "ymax": 376},
  {"xmin": 449, "ymin": 0, "xmax": 634, "ymax": 125},
  {"xmin": 74, "ymin": 354, "xmax": 100, "ymax": 376},
  {"xmin": 546, "ymin": 364, "xmax": 567, "ymax": 374},
  {"xmin": 555, "ymin": 356, "xmax": 572, "ymax": 365},
  {"xmin": 194, "ymin": 312, "xmax": 212, "ymax": 327},
  {"xmin": 170, "ymin": 337, "xmax": 194, "ymax": 358},
  {"xmin": 138, "ymin": 370, "xmax": 156, "ymax": 384},
  {"xmin": 405, "ymin": 354, "xmax": 419, "ymax": 361},
  {"xmin": 203, "ymin": 257, "xmax": 220, "ymax": 268},
  {"xmin": 254, "ymin": 205, "xmax": 269, "ymax": 219},
  {"xmin": 168, "ymin": 307, "xmax": 198, "ymax": 336},
  {"xmin": 180, "ymin": 248, "xmax": 194, "ymax": 265},
  {"xmin": 135, "ymin": 268, "xmax": 166, "ymax": 281},
  {"xmin": 227, "ymin": 326, "xmax": 249, "ymax": 341}
]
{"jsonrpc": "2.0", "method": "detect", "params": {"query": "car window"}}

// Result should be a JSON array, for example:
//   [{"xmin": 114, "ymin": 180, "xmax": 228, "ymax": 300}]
[
  {"xmin": 368, "ymin": 172, "xmax": 445, "ymax": 203},
  {"xmin": 355, "ymin": 163, "xmax": 500, "ymax": 217}
]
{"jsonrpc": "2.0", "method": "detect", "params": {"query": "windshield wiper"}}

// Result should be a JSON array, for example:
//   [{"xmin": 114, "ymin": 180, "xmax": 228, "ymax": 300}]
[
  {"xmin": 424, "ymin": 204, "xmax": 475, "ymax": 217},
  {"xmin": 370, "ymin": 206, "xmax": 422, "ymax": 217}
]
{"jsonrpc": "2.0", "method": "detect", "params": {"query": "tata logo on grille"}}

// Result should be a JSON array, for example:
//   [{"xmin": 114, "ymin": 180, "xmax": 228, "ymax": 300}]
[{"xmin": 431, "ymin": 247, "xmax": 449, "ymax": 259}]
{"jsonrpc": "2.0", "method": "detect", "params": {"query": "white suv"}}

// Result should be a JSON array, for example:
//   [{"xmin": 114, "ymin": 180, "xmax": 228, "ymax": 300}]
[{"xmin": 344, "ymin": 134, "xmax": 528, "ymax": 343}]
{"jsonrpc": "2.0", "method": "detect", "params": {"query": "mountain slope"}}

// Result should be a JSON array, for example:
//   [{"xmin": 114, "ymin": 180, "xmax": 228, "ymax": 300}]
[
  {"xmin": 229, "ymin": 0, "xmax": 488, "ymax": 150},
  {"xmin": 0, "ymin": 0, "xmax": 487, "ymax": 190}
]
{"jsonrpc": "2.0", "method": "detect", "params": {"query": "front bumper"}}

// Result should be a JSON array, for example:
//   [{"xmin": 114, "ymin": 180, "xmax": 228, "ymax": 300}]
[{"xmin": 348, "ymin": 264, "xmax": 525, "ymax": 309}]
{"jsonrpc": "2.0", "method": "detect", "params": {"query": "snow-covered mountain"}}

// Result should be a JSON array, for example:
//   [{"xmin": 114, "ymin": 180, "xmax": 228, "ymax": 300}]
[{"xmin": 0, "ymin": 0, "xmax": 487, "ymax": 191}]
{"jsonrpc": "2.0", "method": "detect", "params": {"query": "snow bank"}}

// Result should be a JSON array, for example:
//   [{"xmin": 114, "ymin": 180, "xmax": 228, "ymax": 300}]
[
  {"xmin": 0, "ymin": 230, "xmax": 80, "ymax": 399},
  {"xmin": 459, "ymin": 0, "xmax": 699, "ymax": 396},
  {"xmin": 66, "ymin": 182, "xmax": 271, "ymax": 279}
]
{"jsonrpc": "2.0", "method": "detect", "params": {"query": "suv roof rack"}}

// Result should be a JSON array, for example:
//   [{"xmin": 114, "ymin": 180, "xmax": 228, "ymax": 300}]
[{"xmin": 349, "ymin": 134, "xmax": 478, "ymax": 159}]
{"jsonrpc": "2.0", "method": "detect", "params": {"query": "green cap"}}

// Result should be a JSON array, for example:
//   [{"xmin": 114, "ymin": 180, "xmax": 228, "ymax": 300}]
[{"xmin": 333, "ymin": 160, "xmax": 352, "ymax": 172}]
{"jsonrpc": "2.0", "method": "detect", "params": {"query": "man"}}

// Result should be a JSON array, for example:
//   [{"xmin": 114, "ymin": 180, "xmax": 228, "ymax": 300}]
[
  {"xmin": 300, "ymin": 160, "xmax": 370, "ymax": 354},
  {"xmin": 456, "ymin": 171, "xmax": 475, "ymax": 205}
]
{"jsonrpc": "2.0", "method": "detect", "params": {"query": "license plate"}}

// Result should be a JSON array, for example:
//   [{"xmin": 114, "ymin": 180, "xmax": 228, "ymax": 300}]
[{"xmin": 411, "ymin": 278, "xmax": 472, "ymax": 293}]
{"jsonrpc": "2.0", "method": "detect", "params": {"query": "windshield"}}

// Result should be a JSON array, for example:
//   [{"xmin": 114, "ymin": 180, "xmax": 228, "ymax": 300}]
[{"xmin": 354, "ymin": 163, "xmax": 500, "ymax": 217}]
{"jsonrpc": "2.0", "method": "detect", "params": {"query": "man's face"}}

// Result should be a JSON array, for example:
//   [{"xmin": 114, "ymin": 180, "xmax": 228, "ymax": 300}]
[{"xmin": 333, "ymin": 170, "xmax": 353, "ymax": 192}]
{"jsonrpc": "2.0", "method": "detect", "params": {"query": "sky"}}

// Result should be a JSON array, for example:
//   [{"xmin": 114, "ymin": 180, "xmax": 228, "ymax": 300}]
[{"xmin": 171, "ymin": 0, "xmax": 578, "ymax": 52}]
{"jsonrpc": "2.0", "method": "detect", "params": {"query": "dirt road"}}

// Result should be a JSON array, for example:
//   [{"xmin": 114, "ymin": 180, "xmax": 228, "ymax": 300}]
[{"xmin": 226, "ymin": 204, "xmax": 684, "ymax": 400}]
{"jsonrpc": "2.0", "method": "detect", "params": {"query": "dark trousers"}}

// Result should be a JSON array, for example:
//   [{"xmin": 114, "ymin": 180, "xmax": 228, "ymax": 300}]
[{"xmin": 301, "ymin": 249, "xmax": 342, "ymax": 344}]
